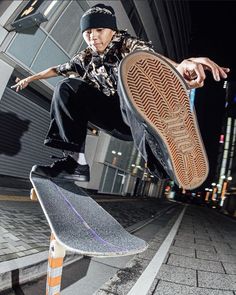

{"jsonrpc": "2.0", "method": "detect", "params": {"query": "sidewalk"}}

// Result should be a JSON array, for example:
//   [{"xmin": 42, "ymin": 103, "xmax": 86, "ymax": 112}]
[
  {"xmin": 96, "ymin": 205, "xmax": 236, "ymax": 294},
  {"xmin": 0, "ymin": 197, "xmax": 50, "ymax": 263},
  {"xmin": 1, "ymin": 190, "xmax": 236, "ymax": 294},
  {"xmin": 154, "ymin": 206, "xmax": 236, "ymax": 294},
  {"xmin": 0, "ymin": 190, "xmax": 170, "ymax": 292}
]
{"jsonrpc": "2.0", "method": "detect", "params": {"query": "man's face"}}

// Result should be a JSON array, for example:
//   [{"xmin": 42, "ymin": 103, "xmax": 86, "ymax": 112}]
[{"xmin": 83, "ymin": 28, "xmax": 115, "ymax": 54}]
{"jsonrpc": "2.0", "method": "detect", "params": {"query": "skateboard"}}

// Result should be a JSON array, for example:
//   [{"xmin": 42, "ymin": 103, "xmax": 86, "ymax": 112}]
[
  {"xmin": 30, "ymin": 172, "xmax": 147, "ymax": 256},
  {"xmin": 30, "ymin": 172, "xmax": 148, "ymax": 294},
  {"xmin": 118, "ymin": 50, "xmax": 209, "ymax": 190}
]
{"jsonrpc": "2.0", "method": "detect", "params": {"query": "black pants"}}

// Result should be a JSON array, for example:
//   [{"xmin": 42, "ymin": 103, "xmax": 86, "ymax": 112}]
[{"xmin": 44, "ymin": 78, "xmax": 132, "ymax": 152}]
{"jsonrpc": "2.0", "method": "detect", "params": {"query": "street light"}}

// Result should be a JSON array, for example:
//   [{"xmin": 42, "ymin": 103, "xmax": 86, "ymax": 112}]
[
  {"xmin": 220, "ymin": 176, "xmax": 232, "ymax": 206},
  {"xmin": 211, "ymin": 183, "xmax": 218, "ymax": 201},
  {"xmin": 205, "ymin": 188, "xmax": 210, "ymax": 201}
]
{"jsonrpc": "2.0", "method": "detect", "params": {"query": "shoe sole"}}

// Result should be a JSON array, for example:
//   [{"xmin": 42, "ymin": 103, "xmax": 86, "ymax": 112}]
[{"xmin": 118, "ymin": 51, "xmax": 209, "ymax": 190}]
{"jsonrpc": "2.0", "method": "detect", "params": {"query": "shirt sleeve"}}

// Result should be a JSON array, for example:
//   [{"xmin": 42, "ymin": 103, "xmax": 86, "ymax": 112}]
[
  {"xmin": 55, "ymin": 54, "xmax": 85, "ymax": 77},
  {"xmin": 55, "ymin": 61, "xmax": 75, "ymax": 76},
  {"xmin": 124, "ymin": 37, "xmax": 155, "ymax": 54}
]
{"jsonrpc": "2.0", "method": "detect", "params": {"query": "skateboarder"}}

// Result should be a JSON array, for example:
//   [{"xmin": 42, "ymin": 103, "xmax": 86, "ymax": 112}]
[{"xmin": 12, "ymin": 4, "xmax": 229, "ymax": 186}]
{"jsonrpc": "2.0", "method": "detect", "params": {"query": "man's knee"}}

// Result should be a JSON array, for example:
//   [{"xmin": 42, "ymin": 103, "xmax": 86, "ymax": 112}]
[
  {"xmin": 57, "ymin": 77, "xmax": 87, "ymax": 93},
  {"xmin": 55, "ymin": 78, "xmax": 73, "ymax": 91}
]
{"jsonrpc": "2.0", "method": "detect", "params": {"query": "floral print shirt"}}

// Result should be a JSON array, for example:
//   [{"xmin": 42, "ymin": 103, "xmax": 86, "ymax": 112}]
[{"xmin": 56, "ymin": 30, "xmax": 154, "ymax": 96}]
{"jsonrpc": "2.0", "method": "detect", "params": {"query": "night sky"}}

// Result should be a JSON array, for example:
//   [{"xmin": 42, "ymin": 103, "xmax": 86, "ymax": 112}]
[{"xmin": 187, "ymin": 1, "xmax": 236, "ymax": 188}]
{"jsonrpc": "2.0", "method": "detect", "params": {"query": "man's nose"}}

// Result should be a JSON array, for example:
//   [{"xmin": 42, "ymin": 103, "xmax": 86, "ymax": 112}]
[{"xmin": 91, "ymin": 30, "xmax": 98, "ymax": 39}]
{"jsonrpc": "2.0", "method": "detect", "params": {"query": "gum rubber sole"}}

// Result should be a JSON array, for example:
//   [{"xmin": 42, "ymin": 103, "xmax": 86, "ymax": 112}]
[{"xmin": 119, "ymin": 51, "xmax": 209, "ymax": 190}]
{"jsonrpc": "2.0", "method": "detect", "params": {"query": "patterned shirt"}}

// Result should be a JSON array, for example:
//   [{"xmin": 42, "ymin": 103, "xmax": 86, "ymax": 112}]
[{"xmin": 56, "ymin": 30, "xmax": 154, "ymax": 96}]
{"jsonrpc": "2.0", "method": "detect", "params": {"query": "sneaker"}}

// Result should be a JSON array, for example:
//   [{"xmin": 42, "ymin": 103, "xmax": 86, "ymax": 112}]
[
  {"xmin": 118, "ymin": 50, "xmax": 209, "ymax": 190},
  {"xmin": 31, "ymin": 155, "xmax": 90, "ymax": 182},
  {"xmin": 145, "ymin": 134, "xmax": 170, "ymax": 180}
]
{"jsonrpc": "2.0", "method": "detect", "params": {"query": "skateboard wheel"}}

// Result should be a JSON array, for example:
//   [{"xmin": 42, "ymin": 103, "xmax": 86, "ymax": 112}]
[{"xmin": 30, "ymin": 188, "xmax": 38, "ymax": 201}]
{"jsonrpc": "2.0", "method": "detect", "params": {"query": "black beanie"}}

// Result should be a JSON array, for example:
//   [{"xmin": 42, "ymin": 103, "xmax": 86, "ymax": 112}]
[{"xmin": 80, "ymin": 4, "xmax": 117, "ymax": 33}]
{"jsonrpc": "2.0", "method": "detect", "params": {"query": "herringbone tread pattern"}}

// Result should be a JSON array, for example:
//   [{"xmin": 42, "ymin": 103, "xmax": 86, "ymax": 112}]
[{"xmin": 120, "ymin": 51, "xmax": 209, "ymax": 189}]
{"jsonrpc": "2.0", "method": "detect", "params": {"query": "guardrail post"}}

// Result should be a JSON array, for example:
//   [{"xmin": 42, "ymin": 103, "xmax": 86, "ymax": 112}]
[{"xmin": 46, "ymin": 233, "xmax": 66, "ymax": 295}]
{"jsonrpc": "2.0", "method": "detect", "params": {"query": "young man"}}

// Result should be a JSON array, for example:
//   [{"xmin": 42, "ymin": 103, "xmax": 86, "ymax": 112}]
[{"xmin": 12, "ymin": 4, "xmax": 229, "ymax": 188}]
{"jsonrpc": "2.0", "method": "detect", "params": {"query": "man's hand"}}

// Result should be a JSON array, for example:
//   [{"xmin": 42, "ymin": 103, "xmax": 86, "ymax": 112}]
[
  {"xmin": 11, "ymin": 77, "xmax": 30, "ymax": 92},
  {"xmin": 176, "ymin": 57, "xmax": 230, "ymax": 89}
]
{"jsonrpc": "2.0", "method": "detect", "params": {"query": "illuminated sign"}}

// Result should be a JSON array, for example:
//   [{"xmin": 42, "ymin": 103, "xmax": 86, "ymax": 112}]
[{"xmin": 219, "ymin": 134, "xmax": 224, "ymax": 143}]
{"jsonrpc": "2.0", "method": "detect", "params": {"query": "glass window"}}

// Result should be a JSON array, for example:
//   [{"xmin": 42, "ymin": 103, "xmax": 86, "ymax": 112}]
[
  {"xmin": 0, "ymin": 0, "xmax": 12, "ymax": 18},
  {"xmin": 102, "ymin": 166, "xmax": 116, "ymax": 193},
  {"xmin": 40, "ymin": 0, "xmax": 67, "ymax": 32},
  {"xmin": 7, "ymin": 28, "xmax": 46, "ymax": 67},
  {"xmin": 99, "ymin": 165, "xmax": 107, "ymax": 191},
  {"xmin": 31, "ymin": 37, "xmax": 69, "ymax": 86},
  {"xmin": 105, "ymin": 136, "xmax": 146, "ymax": 174},
  {"xmin": 50, "ymin": 1, "xmax": 84, "ymax": 55},
  {"xmin": 113, "ymin": 171, "xmax": 126, "ymax": 194},
  {"xmin": 106, "ymin": 137, "xmax": 121, "ymax": 165}
]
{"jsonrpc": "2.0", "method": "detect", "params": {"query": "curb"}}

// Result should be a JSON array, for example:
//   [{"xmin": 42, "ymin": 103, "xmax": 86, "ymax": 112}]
[{"xmin": 0, "ymin": 251, "xmax": 81, "ymax": 292}]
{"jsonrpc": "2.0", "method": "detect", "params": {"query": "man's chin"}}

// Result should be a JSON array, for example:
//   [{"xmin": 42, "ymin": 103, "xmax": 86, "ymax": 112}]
[{"xmin": 90, "ymin": 45, "xmax": 105, "ymax": 54}]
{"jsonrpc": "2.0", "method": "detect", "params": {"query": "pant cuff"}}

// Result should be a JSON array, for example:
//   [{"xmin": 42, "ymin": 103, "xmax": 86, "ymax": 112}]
[{"xmin": 44, "ymin": 138, "xmax": 84, "ymax": 152}]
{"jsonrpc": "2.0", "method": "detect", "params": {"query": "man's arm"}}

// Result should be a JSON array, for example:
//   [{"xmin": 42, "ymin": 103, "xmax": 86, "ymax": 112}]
[
  {"xmin": 176, "ymin": 57, "xmax": 230, "ymax": 88},
  {"xmin": 160, "ymin": 55, "xmax": 178, "ymax": 68},
  {"xmin": 162, "ymin": 55, "xmax": 230, "ymax": 89},
  {"xmin": 11, "ymin": 67, "xmax": 58, "ymax": 92},
  {"xmin": 124, "ymin": 36, "xmax": 229, "ymax": 89}
]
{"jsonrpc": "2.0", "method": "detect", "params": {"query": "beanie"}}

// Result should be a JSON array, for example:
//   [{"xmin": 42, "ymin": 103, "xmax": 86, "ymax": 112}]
[{"xmin": 80, "ymin": 4, "xmax": 117, "ymax": 33}]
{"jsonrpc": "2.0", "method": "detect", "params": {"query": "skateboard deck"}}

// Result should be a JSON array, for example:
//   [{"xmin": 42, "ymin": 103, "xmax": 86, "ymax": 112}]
[
  {"xmin": 118, "ymin": 50, "xmax": 209, "ymax": 190},
  {"xmin": 30, "ymin": 172, "xmax": 148, "ymax": 257}
]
